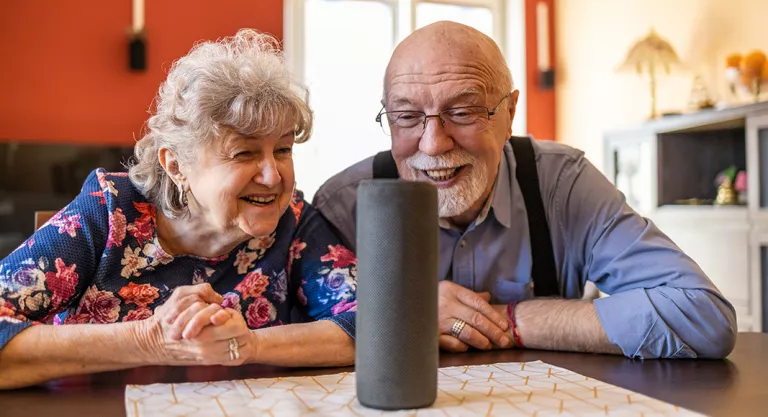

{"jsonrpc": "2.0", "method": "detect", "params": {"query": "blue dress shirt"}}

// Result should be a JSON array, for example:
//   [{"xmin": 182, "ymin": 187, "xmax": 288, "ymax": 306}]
[{"xmin": 313, "ymin": 140, "xmax": 737, "ymax": 359}]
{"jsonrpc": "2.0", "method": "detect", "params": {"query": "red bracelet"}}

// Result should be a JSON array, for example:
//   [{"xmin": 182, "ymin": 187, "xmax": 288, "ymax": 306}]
[{"xmin": 506, "ymin": 301, "xmax": 525, "ymax": 349}]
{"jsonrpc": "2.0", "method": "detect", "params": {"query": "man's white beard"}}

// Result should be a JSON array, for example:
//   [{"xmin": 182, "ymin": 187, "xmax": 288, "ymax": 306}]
[{"xmin": 402, "ymin": 149, "xmax": 488, "ymax": 218}]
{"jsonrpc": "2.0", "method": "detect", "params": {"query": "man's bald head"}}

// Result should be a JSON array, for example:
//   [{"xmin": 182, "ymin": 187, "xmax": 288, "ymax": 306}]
[
  {"xmin": 380, "ymin": 21, "xmax": 519, "ymax": 226},
  {"xmin": 383, "ymin": 21, "xmax": 513, "ymax": 102}
]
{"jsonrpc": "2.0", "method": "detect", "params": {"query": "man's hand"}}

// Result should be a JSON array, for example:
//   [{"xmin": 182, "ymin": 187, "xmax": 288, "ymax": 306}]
[{"xmin": 438, "ymin": 281, "xmax": 513, "ymax": 352}]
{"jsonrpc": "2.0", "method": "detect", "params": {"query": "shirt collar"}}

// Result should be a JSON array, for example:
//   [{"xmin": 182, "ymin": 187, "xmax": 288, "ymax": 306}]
[{"xmin": 438, "ymin": 143, "xmax": 513, "ymax": 230}]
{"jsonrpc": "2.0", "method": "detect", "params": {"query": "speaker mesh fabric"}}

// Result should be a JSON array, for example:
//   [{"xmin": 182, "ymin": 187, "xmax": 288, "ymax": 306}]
[{"xmin": 356, "ymin": 179, "xmax": 439, "ymax": 410}]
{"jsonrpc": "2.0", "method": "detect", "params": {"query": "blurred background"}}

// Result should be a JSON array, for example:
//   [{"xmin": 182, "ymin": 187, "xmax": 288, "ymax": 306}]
[{"xmin": 1, "ymin": 0, "xmax": 768, "ymax": 332}]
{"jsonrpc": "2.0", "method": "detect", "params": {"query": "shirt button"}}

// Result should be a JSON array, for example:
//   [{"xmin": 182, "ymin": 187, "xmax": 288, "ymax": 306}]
[{"xmin": 459, "ymin": 240, "xmax": 467, "ymax": 248}]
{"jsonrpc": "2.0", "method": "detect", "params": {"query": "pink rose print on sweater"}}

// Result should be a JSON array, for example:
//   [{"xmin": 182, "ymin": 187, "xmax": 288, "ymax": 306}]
[
  {"xmin": 123, "ymin": 307, "xmax": 152, "ymax": 322},
  {"xmin": 107, "ymin": 208, "xmax": 127, "ymax": 248},
  {"xmin": 51, "ymin": 213, "xmax": 82, "ymax": 238},
  {"xmin": 127, "ymin": 216, "xmax": 153, "ymax": 246},
  {"xmin": 45, "ymin": 258, "xmax": 79, "ymax": 309},
  {"xmin": 77, "ymin": 285, "xmax": 121, "ymax": 324},
  {"xmin": 64, "ymin": 313, "xmax": 91, "ymax": 324},
  {"xmin": 221, "ymin": 292, "xmax": 242, "ymax": 313},
  {"xmin": 128, "ymin": 202, "xmax": 156, "ymax": 245},
  {"xmin": 246, "ymin": 296, "xmax": 276, "ymax": 328},
  {"xmin": 118, "ymin": 282, "xmax": 160, "ymax": 307},
  {"xmin": 133, "ymin": 201, "xmax": 156, "ymax": 221},
  {"xmin": 234, "ymin": 269, "xmax": 270, "ymax": 300},
  {"xmin": 320, "ymin": 245, "xmax": 356, "ymax": 269}
]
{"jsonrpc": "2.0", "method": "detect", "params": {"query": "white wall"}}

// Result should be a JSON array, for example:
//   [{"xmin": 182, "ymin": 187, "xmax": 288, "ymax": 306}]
[{"xmin": 556, "ymin": 0, "xmax": 768, "ymax": 167}]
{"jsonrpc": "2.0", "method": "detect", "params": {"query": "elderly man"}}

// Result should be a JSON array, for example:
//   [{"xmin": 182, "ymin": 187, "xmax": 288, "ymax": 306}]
[{"xmin": 313, "ymin": 21, "xmax": 736, "ymax": 359}]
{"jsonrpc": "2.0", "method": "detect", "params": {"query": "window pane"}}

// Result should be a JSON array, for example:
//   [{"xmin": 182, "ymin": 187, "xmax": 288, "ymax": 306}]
[
  {"xmin": 415, "ymin": 2, "xmax": 493, "ymax": 39},
  {"xmin": 297, "ymin": 0, "xmax": 394, "ymax": 201}
]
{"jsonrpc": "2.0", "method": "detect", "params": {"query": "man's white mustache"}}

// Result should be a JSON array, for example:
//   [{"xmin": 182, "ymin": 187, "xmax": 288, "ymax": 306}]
[{"xmin": 405, "ymin": 151, "xmax": 475, "ymax": 170}]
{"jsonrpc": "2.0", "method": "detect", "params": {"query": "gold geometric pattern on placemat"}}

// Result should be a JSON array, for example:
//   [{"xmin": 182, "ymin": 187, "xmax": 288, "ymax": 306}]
[{"xmin": 125, "ymin": 360, "xmax": 703, "ymax": 416}]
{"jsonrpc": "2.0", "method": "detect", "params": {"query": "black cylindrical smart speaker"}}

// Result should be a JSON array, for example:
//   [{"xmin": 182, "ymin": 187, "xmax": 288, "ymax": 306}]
[{"xmin": 355, "ymin": 179, "xmax": 439, "ymax": 410}]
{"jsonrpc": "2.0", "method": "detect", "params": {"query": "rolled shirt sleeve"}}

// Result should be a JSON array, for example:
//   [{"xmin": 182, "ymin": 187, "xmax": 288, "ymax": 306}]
[{"xmin": 557, "ymin": 155, "xmax": 737, "ymax": 359}]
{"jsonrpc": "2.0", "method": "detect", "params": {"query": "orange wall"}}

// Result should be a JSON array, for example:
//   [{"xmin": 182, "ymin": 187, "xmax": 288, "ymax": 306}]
[
  {"xmin": 0, "ymin": 0, "xmax": 283, "ymax": 146},
  {"xmin": 1, "ymin": 1, "xmax": 554, "ymax": 145},
  {"xmin": 525, "ymin": 0, "xmax": 556, "ymax": 141}
]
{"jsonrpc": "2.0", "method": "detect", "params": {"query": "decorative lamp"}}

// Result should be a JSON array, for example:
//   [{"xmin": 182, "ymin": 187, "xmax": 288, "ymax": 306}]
[{"xmin": 618, "ymin": 28, "xmax": 681, "ymax": 118}]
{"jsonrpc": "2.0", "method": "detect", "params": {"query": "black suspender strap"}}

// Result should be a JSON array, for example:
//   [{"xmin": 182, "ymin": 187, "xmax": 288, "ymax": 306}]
[
  {"xmin": 509, "ymin": 136, "xmax": 560, "ymax": 297},
  {"xmin": 371, "ymin": 136, "xmax": 560, "ymax": 297},
  {"xmin": 372, "ymin": 150, "xmax": 400, "ymax": 179}
]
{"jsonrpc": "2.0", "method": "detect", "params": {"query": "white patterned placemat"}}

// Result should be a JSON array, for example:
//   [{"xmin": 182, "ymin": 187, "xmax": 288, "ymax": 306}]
[{"xmin": 125, "ymin": 360, "xmax": 703, "ymax": 416}]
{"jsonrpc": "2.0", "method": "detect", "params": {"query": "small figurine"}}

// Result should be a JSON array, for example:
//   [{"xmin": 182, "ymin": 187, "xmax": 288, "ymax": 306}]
[
  {"xmin": 688, "ymin": 75, "xmax": 715, "ymax": 111},
  {"xmin": 715, "ymin": 178, "xmax": 738, "ymax": 205}
]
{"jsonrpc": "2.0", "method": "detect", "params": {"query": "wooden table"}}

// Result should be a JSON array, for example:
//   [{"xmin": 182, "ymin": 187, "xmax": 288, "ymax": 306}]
[{"xmin": 2, "ymin": 333, "xmax": 766, "ymax": 417}]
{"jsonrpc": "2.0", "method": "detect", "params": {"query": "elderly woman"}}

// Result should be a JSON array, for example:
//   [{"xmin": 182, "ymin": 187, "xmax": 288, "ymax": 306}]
[{"xmin": 0, "ymin": 29, "xmax": 357, "ymax": 389}]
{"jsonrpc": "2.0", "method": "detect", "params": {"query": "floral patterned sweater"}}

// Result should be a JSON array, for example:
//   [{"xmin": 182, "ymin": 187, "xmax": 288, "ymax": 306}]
[{"xmin": 0, "ymin": 169, "xmax": 358, "ymax": 350}]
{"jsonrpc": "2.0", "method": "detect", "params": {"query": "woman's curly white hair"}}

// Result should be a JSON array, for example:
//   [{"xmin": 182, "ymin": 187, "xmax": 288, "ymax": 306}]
[{"xmin": 127, "ymin": 29, "xmax": 312, "ymax": 218}]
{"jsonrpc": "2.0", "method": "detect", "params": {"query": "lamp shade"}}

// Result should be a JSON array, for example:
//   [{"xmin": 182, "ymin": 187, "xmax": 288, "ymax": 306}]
[{"xmin": 619, "ymin": 28, "xmax": 681, "ymax": 75}]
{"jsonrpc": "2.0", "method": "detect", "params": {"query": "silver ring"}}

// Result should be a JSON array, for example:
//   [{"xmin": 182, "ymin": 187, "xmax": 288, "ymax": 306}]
[
  {"xmin": 450, "ymin": 319, "xmax": 467, "ymax": 338},
  {"xmin": 228, "ymin": 337, "xmax": 240, "ymax": 361}
]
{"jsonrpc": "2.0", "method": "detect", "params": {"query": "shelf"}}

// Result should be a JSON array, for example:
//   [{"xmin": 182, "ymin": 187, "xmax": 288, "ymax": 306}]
[
  {"xmin": 657, "ymin": 204, "xmax": 747, "ymax": 210},
  {"xmin": 605, "ymin": 100, "xmax": 768, "ymax": 137},
  {"xmin": 657, "ymin": 127, "xmax": 746, "ymax": 206},
  {"xmin": 654, "ymin": 204, "xmax": 749, "ymax": 223}
]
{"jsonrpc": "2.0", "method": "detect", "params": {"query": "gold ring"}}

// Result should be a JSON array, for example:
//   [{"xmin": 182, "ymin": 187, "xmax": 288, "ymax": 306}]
[
  {"xmin": 451, "ymin": 319, "xmax": 467, "ymax": 338},
  {"xmin": 228, "ymin": 337, "xmax": 240, "ymax": 361}
]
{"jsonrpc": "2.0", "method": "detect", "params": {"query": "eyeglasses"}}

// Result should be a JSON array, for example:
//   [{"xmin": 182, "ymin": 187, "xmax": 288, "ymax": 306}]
[{"xmin": 375, "ymin": 93, "xmax": 511, "ymax": 137}]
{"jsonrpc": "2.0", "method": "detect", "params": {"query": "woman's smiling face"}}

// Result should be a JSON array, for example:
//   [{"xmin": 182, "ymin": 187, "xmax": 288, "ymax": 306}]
[{"xmin": 184, "ymin": 129, "xmax": 296, "ymax": 242}]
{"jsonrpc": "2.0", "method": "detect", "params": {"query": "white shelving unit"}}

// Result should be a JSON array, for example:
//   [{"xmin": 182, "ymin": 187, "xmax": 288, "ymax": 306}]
[{"xmin": 604, "ymin": 101, "xmax": 768, "ymax": 332}]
